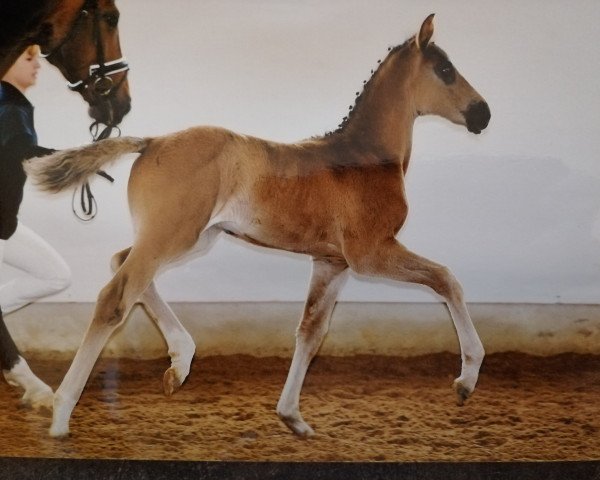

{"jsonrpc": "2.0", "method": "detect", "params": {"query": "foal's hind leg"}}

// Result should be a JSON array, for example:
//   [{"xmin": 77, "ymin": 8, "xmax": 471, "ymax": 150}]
[
  {"xmin": 50, "ymin": 248, "xmax": 161, "ymax": 438},
  {"xmin": 346, "ymin": 239, "xmax": 484, "ymax": 405},
  {"xmin": 139, "ymin": 283, "xmax": 195, "ymax": 396},
  {"xmin": 111, "ymin": 249, "xmax": 195, "ymax": 396},
  {"xmin": 277, "ymin": 257, "xmax": 348, "ymax": 437}
]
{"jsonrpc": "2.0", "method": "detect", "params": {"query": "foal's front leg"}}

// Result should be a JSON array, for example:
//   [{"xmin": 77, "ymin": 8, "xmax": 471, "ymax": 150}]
[
  {"xmin": 346, "ymin": 239, "xmax": 485, "ymax": 405},
  {"xmin": 277, "ymin": 257, "xmax": 348, "ymax": 437}
]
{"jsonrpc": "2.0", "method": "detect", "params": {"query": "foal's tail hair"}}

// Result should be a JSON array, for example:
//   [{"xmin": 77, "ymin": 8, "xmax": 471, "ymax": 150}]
[{"xmin": 24, "ymin": 136, "xmax": 148, "ymax": 193}]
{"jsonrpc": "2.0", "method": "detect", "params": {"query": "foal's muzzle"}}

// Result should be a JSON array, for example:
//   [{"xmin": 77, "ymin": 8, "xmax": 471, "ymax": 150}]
[{"xmin": 464, "ymin": 101, "xmax": 491, "ymax": 134}]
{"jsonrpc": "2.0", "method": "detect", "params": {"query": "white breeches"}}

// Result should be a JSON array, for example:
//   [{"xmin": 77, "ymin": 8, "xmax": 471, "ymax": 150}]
[{"xmin": 0, "ymin": 222, "xmax": 71, "ymax": 313}]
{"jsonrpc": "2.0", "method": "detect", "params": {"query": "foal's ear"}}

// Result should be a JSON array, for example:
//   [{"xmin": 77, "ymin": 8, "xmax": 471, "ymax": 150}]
[{"xmin": 416, "ymin": 14, "xmax": 435, "ymax": 51}]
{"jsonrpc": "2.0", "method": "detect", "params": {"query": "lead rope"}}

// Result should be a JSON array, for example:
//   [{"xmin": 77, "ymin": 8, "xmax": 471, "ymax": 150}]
[{"xmin": 71, "ymin": 121, "xmax": 120, "ymax": 221}]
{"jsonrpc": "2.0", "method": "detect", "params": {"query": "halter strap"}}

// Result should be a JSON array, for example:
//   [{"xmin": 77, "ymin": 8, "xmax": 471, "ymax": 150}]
[
  {"xmin": 40, "ymin": 0, "xmax": 91, "ymax": 58},
  {"xmin": 67, "ymin": 58, "xmax": 129, "ymax": 92}
]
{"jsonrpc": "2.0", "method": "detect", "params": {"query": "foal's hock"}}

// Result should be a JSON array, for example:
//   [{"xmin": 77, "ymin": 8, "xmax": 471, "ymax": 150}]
[{"xmin": 26, "ymin": 14, "xmax": 490, "ymax": 439}]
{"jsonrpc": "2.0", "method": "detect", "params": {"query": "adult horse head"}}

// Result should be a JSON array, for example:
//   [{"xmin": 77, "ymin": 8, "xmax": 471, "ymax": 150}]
[{"xmin": 40, "ymin": 0, "xmax": 131, "ymax": 124}]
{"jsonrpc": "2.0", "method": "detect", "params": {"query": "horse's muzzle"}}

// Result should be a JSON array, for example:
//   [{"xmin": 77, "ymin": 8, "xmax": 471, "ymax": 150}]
[
  {"xmin": 464, "ymin": 101, "xmax": 491, "ymax": 134},
  {"xmin": 88, "ymin": 94, "xmax": 131, "ymax": 124}
]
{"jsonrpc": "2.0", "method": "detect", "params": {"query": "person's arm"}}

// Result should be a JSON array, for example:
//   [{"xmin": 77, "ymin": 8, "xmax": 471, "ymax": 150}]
[
  {"xmin": 3, "ymin": 132, "xmax": 54, "ymax": 159},
  {"xmin": 0, "ymin": 105, "xmax": 55, "ymax": 161}
]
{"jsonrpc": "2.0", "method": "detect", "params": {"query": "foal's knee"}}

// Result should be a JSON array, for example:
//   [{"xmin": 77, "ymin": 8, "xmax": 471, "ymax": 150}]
[
  {"xmin": 431, "ymin": 266, "xmax": 464, "ymax": 304},
  {"xmin": 296, "ymin": 316, "xmax": 328, "ymax": 344},
  {"xmin": 296, "ymin": 307, "xmax": 330, "ymax": 358}
]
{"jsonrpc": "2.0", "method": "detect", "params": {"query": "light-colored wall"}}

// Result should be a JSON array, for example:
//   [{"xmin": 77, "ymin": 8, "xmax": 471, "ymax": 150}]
[
  {"xmin": 6, "ymin": 1, "xmax": 600, "ymax": 305},
  {"xmin": 8, "ymin": 303, "xmax": 600, "ymax": 359}
]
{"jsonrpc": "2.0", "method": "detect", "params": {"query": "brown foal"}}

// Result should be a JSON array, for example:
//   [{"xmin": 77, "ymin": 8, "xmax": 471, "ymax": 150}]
[{"xmin": 27, "ymin": 14, "xmax": 490, "ymax": 438}]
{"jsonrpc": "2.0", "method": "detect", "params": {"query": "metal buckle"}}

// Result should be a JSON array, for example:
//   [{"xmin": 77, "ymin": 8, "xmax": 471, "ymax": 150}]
[{"xmin": 93, "ymin": 76, "xmax": 114, "ymax": 96}]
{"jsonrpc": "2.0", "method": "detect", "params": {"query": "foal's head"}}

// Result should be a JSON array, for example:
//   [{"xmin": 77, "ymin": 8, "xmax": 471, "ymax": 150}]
[{"xmin": 409, "ymin": 14, "xmax": 490, "ymax": 134}]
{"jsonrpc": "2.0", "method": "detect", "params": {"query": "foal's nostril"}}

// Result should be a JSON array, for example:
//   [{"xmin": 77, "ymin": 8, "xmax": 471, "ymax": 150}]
[{"xmin": 465, "ymin": 101, "xmax": 491, "ymax": 134}]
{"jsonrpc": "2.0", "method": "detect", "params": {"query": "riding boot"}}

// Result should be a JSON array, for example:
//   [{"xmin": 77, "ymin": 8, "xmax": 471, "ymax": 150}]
[{"xmin": 0, "ymin": 307, "xmax": 54, "ymax": 410}]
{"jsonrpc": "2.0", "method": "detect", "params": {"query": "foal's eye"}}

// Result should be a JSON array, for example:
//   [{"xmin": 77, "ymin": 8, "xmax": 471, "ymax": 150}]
[{"xmin": 435, "ymin": 62, "xmax": 456, "ymax": 85}]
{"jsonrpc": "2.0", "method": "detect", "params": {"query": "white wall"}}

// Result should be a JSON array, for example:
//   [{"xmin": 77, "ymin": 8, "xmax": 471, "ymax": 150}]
[
  {"xmin": 9, "ymin": 303, "xmax": 600, "ymax": 359},
  {"xmin": 9, "ymin": 0, "xmax": 600, "ymax": 304}
]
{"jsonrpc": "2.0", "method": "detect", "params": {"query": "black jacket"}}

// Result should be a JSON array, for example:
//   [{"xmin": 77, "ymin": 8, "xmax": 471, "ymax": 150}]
[{"xmin": 0, "ymin": 80, "xmax": 53, "ymax": 240}]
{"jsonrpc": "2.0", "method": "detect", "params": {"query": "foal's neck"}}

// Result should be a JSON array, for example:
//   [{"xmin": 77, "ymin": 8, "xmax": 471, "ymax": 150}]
[{"xmin": 336, "ymin": 48, "xmax": 416, "ymax": 171}]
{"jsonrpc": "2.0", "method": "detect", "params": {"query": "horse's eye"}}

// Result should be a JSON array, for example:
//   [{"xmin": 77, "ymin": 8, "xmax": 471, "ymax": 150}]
[
  {"xmin": 104, "ymin": 13, "xmax": 119, "ymax": 28},
  {"xmin": 435, "ymin": 62, "xmax": 456, "ymax": 85}
]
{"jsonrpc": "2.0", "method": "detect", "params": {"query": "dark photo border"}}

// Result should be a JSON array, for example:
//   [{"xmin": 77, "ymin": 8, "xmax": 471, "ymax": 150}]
[{"xmin": 1, "ymin": 458, "xmax": 599, "ymax": 480}]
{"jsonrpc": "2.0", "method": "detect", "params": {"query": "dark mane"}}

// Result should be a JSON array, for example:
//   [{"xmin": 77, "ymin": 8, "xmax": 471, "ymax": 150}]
[{"xmin": 324, "ymin": 38, "xmax": 413, "ymax": 137}]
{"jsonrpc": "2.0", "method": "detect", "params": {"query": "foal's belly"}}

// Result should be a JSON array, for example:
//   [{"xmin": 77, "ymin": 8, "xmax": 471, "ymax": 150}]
[
  {"xmin": 211, "ymin": 194, "xmax": 342, "ymax": 257},
  {"xmin": 217, "ymin": 219, "xmax": 343, "ymax": 258}
]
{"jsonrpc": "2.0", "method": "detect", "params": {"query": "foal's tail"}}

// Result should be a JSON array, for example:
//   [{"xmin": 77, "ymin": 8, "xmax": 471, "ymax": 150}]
[{"xmin": 24, "ymin": 136, "xmax": 148, "ymax": 193}]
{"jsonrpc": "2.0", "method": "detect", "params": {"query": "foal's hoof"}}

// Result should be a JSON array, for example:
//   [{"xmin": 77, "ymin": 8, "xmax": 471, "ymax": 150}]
[
  {"xmin": 163, "ymin": 368, "xmax": 183, "ymax": 396},
  {"xmin": 49, "ymin": 423, "xmax": 70, "ymax": 439},
  {"xmin": 292, "ymin": 422, "xmax": 315, "ymax": 439},
  {"xmin": 278, "ymin": 413, "xmax": 315, "ymax": 439},
  {"xmin": 453, "ymin": 380, "xmax": 472, "ymax": 406}
]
